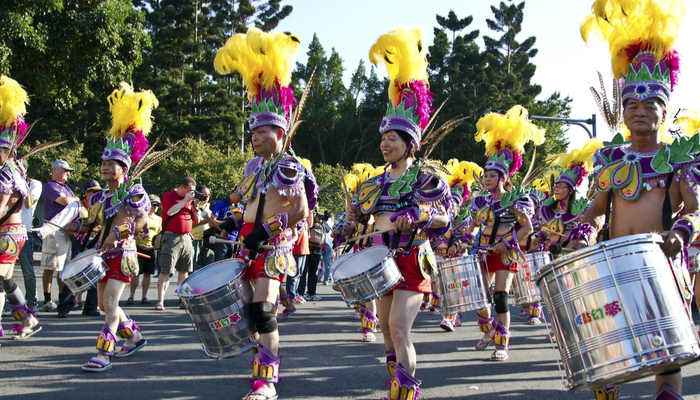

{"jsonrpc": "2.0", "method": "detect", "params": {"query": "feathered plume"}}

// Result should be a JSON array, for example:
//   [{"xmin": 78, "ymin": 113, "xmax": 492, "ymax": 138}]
[
  {"xmin": 532, "ymin": 171, "xmax": 560, "ymax": 196},
  {"xmin": 298, "ymin": 157, "xmax": 312, "ymax": 172},
  {"xmin": 20, "ymin": 140, "xmax": 67, "ymax": 160},
  {"xmin": 550, "ymin": 138, "xmax": 603, "ymax": 187},
  {"xmin": 0, "ymin": 76, "xmax": 30, "ymax": 148},
  {"xmin": 580, "ymin": 0, "xmax": 685, "ymax": 89},
  {"xmin": 675, "ymin": 108, "xmax": 700, "ymax": 137},
  {"xmin": 590, "ymin": 71, "xmax": 622, "ymax": 133},
  {"xmin": 475, "ymin": 105, "xmax": 546, "ymax": 176},
  {"xmin": 130, "ymin": 134, "xmax": 181, "ymax": 180},
  {"xmin": 214, "ymin": 27, "xmax": 300, "ymax": 118},
  {"xmin": 107, "ymin": 82, "xmax": 159, "ymax": 165},
  {"xmin": 445, "ymin": 159, "xmax": 483, "ymax": 199}
]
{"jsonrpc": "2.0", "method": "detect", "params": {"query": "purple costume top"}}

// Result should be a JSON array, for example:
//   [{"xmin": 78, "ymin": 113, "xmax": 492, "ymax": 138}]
[{"xmin": 0, "ymin": 160, "xmax": 28, "ymax": 203}]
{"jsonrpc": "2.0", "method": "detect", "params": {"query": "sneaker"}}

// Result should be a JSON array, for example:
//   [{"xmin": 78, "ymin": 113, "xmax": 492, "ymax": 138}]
[
  {"xmin": 2, "ymin": 308, "xmax": 10, "ymax": 317},
  {"xmin": 32, "ymin": 308, "xmax": 42, "ymax": 317},
  {"xmin": 43, "ymin": 301, "xmax": 58, "ymax": 312},
  {"xmin": 309, "ymin": 295, "xmax": 322, "ymax": 301},
  {"xmin": 303, "ymin": 294, "xmax": 311, "ymax": 300},
  {"xmin": 293, "ymin": 296, "xmax": 306, "ymax": 304},
  {"xmin": 57, "ymin": 312, "xmax": 67, "ymax": 318},
  {"xmin": 74, "ymin": 301, "xmax": 84, "ymax": 310}
]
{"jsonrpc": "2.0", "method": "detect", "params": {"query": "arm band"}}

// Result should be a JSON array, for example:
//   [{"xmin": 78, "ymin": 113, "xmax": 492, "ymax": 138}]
[
  {"xmin": 263, "ymin": 213, "xmax": 289, "ymax": 239},
  {"xmin": 112, "ymin": 222, "xmax": 136, "ymax": 240},
  {"xmin": 501, "ymin": 232, "xmax": 520, "ymax": 250},
  {"xmin": 567, "ymin": 223, "xmax": 597, "ymax": 246},
  {"xmin": 671, "ymin": 214, "xmax": 700, "ymax": 244}
]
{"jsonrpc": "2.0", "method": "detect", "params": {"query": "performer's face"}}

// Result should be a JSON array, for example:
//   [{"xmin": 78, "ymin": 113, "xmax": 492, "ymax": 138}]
[
  {"xmin": 553, "ymin": 183, "xmax": 571, "ymax": 201},
  {"xmin": 101, "ymin": 159, "xmax": 125, "ymax": 182},
  {"xmin": 623, "ymin": 98, "xmax": 666, "ymax": 135},
  {"xmin": 483, "ymin": 170, "xmax": 503, "ymax": 191},
  {"xmin": 251, "ymin": 125, "xmax": 282, "ymax": 158},
  {"xmin": 380, "ymin": 130, "xmax": 408, "ymax": 164},
  {"xmin": 0, "ymin": 147, "xmax": 8, "ymax": 164}
]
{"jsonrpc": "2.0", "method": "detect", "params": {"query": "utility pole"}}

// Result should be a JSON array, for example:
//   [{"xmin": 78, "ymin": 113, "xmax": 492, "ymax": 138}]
[{"xmin": 484, "ymin": 110, "xmax": 597, "ymax": 139}]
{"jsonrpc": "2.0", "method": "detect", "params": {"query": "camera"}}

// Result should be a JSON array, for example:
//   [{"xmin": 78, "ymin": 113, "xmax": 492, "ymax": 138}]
[{"xmin": 193, "ymin": 191, "xmax": 208, "ymax": 201}]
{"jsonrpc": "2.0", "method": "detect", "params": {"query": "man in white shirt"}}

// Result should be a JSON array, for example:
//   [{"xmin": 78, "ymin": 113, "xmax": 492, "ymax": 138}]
[{"xmin": 19, "ymin": 159, "xmax": 41, "ymax": 310}]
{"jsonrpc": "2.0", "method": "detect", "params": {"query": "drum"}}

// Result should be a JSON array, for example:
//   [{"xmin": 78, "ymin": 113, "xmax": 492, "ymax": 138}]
[
  {"xmin": 688, "ymin": 243, "xmax": 700, "ymax": 275},
  {"xmin": 332, "ymin": 246, "xmax": 402, "ymax": 304},
  {"xmin": 535, "ymin": 234, "xmax": 700, "ymax": 392},
  {"xmin": 512, "ymin": 251, "xmax": 551, "ymax": 307},
  {"xmin": 177, "ymin": 259, "xmax": 255, "ymax": 359},
  {"xmin": 435, "ymin": 254, "xmax": 491, "ymax": 314},
  {"xmin": 60, "ymin": 249, "xmax": 106, "ymax": 293}
]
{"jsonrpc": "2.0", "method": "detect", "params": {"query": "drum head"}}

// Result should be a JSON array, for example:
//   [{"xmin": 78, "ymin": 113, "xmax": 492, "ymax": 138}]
[
  {"xmin": 177, "ymin": 259, "xmax": 246, "ymax": 297},
  {"xmin": 62, "ymin": 249, "xmax": 101, "ymax": 279},
  {"xmin": 332, "ymin": 246, "xmax": 389, "ymax": 280}
]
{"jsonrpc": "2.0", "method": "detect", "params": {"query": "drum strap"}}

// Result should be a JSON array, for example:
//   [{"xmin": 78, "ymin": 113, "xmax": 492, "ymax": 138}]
[
  {"xmin": 488, "ymin": 212, "xmax": 502, "ymax": 246},
  {"xmin": 342, "ymin": 223, "xmax": 368, "ymax": 254},
  {"xmin": 86, "ymin": 215, "xmax": 116, "ymax": 250},
  {"xmin": 0, "ymin": 201, "xmax": 20, "ymax": 227},
  {"xmin": 250, "ymin": 192, "xmax": 266, "ymax": 260}
]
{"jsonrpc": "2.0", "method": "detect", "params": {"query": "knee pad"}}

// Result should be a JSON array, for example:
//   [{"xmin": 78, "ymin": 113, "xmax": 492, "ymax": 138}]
[
  {"xmin": 250, "ymin": 302, "xmax": 278, "ymax": 334},
  {"xmin": 494, "ymin": 291, "xmax": 509, "ymax": 314},
  {"xmin": 3, "ymin": 277, "xmax": 17, "ymax": 294}
]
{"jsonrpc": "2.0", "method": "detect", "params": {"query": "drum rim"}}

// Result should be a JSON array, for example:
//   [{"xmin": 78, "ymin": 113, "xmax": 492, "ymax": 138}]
[
  {"xmin": 332, "ymin": 245, "xmax": 392, "ymax": 281},
  {"xmin": 177, "ymin": 258, "xmax": 247, "ymax": 298},
  {"xmin": 61, "ymin": 249, "xmax": 105, "ymax": 281},
  {"xmin": 534, "ymin": 233, "xmax": 662, "ymax": 285}
]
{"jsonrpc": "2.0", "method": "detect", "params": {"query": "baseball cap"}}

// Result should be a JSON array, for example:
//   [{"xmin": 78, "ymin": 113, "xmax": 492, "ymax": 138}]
[
  {"xmin": 82, "ymin": 180, "xmax": 101, "ymax": 193},
  {"xmin": 149, "ymin": 194, "xmax": 161, "ymax": 205},
  {"xmin": 51, "ymin": 160, "xmax": 74, "ymax": 171}
]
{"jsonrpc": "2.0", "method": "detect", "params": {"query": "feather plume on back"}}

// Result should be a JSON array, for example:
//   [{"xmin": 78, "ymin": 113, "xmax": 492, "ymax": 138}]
[
  {"xmin": 475, "ymin": 105, "xmax": 545, "ymax": 158},
  {"xmin": 0, "ymin": 76, "xmax": 29, "ymax": 146}
]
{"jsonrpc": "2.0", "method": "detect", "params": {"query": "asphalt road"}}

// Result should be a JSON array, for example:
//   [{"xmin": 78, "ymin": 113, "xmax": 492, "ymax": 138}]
[{"xmin": 2, "ymin": 263, "xmax": 700, "ymax": 399}]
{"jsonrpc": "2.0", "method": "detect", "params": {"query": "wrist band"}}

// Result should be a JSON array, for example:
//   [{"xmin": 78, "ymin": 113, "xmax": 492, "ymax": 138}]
[
  {"xmin": 671, "ymin": 214, "xmax": 700, "ymax": 245},
  {"xmin": 567, "ymin": 223, "xmax": 597, "ymax": 246},
  {"xmin": 263, "ymin": 213, "xmax": 289, "ymax": 238},
  {"xmin": 501, "ymin": 232, "xmax": 519, "ymax": 250},
  {"xmin": 112, "ymin": 222, "xmax": 135, "ymax": 240}
]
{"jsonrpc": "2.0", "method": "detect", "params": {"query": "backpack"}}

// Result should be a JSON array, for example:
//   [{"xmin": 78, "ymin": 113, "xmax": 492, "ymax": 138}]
[{"xmin": 309, "ymin": 221, "xmax": 325, "ymax": 247}]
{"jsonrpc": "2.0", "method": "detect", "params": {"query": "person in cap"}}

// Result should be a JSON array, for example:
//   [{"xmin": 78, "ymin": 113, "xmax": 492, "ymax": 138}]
[
  {"xmin": 40, "ymin": 159, "xmax": 80, "ymax": 312},
  {"xmin": 0, "ymin": 76, "xmax": 41, "ymax": 339},
  {"xmin": 570, "ymin": 1, "xmax": 698, "ymax": 399},
  {"xmin": 80, "ymin": 82, "xmax": 157, "ymax": 372},
  {"xmin": 346, "ymin": 27, "xmax": 452, "ymax": 399},
  {"xmin": 214, "ymin": 27, "xmax": 317, "ymax": 400},
  {"xmin": 128, "ymin": 194, "xmax": 162, "ymax": 305}
]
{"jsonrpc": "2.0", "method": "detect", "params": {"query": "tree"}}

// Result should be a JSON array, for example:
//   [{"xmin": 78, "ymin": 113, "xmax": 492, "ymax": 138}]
[{"xmin": 436, "ymin": 10, "xmax": 479, "ymax": 44}]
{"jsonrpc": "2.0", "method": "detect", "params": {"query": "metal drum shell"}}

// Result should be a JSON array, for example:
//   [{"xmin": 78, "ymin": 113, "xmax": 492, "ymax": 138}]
[
  {"xmin": 435, "ymin": 254, "xmax": 491, "ymax": 315},
  {"xmin": 535, "ymin": 234, "xmax": 700, "ymax": 392},
  {"xmin": 177, "ymin": 259, "xmax": 255, "ymax": 359},
  {"xmin": 333, "ymin": 246, "xmax": 402, "ymax": 304},
  {"xmin": 688, "ymin": 254, "xmax": 700, "ymax": 275},
  {"xmin": 512, "ymin": 251, "xmax": 550, "ymax": 306},
  {"xmin": 61, "ymin": 250, "xmax": 107, "ymax": 294}
]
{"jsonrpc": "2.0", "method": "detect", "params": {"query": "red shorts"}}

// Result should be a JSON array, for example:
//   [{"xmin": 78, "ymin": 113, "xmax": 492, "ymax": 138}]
[
  {"xmin": 238, "ymin": 223, "xmax": 284, "ymax": 284},
  {"xmin": 385, "ymin": 246, "xmax": 431, "ymax": 295},
  {"xmin": 0, "ymin": 223, "xmax": 26, "ymax": 264},
  {"xmin": 100, "ymin": 252, "xmax": 132, "ymax": 283},
  {"xmin": 482, "ymin": 246, "xmax": 526, "ymax": 274}
]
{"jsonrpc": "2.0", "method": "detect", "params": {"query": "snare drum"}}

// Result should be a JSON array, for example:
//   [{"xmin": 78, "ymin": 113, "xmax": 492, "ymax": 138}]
[
  {"xmin": 177, "ymin": 259, "xmax": 255, "ymax": 359},
  {"xmin": 688, "ymin": 243, "xmax": 700, "ymax": 275},
  {"xmin": 332, "ymin": 246, "xmax": 402, "ymax": 304},
  {"xmin": 512, "ymin": 251, "xmax": 551, "ymax": 307},
  {"xmin": 61, "ymin": 249, "xmax": 106, "ymax": 293},
  {"xmin": 435, "ymin": 254, "xmax": 491, "ymax": 314},
  {"xmin": 536, "ymin": 234, "xmax": 700, "ymax": 392}
]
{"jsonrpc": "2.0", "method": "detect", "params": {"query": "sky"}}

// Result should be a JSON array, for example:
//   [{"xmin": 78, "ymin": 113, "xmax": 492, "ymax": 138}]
[{"xmin": 275, "ymin": 0, "xmax": 700, "ymax": 152}]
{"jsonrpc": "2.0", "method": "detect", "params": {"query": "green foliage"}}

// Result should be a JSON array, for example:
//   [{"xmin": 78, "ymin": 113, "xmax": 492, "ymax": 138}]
[
  {"xmin": 19, "ymin": 141, "xmax": 96, "ymax": 187},
  {"xmin": 311, "ymin": 163, "xmax": 347, "ymax": 215}
]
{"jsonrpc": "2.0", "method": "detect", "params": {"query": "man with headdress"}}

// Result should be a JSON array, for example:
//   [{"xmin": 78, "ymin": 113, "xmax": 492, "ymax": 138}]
[
  {"xmin": 571, "ymin": 1, "xmax": 700, "ymax": 398},
  {"xmin": 214, "ymin": 27, "xmax": 317, "ymax": 400},
  {"xmin": 0, "ymin": 76, "xmax": 40, "ymax": 339},
  {"xmin": 81, "ymin": 82, "xmax": 157, "ymax": 372}
]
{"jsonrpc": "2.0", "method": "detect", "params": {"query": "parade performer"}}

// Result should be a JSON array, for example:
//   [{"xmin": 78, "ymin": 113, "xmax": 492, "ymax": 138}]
[
  {"xmin": 526, "ymin": 139, "xmax": 602, "ymax": 324},
  {"xmin": 467, "ymin": 105, "xmax": 544, "ymax": 361},
  {"xmin": 214, "ymin": 27, "xmax": 317, "ymax": 400},
  {"xmin": 346, "ymin": 27, "xmax": 451, "ymax": 399},
  {"xmin": 431, "ymin": 159, "xmax": 482, "ymax": 332},
  {"xmin": 0, "ymin": 76, "xmax": 39, "ymax": 339},
  {"xmin": 573, "ymin": 1, "xmax": 697, "ymax": 398},
  {"xmin": 81, "ymin": 82, "xmax": 159, "ymax": 372}
]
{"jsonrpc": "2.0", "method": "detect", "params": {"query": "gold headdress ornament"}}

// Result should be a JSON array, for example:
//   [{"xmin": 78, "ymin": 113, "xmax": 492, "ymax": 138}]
[{"xmin": 475, "ymin": 105, "xmax": 545, "ymax": 177}]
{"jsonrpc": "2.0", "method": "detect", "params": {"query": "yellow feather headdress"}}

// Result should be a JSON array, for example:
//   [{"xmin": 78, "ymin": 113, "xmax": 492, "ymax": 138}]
[
  {"xmin": 674, "ymin": 109, "xmax": 700, "ymax": 137},
  {"xmin": 475, "ymin": 105, "xmax": 545, "ymax": 177},
  {"xmin": 0, "ymin": 76, "xmax": 29, "ymax": 149},
  {"xmin": 550, "ymin": 139, "xmax": 603, "ymax": 187},
  {"xmin": 445, "ymin": 159, "xmax": 483, "ymax": 205}
]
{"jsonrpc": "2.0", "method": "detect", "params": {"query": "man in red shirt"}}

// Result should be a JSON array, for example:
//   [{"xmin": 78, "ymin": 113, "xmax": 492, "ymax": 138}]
[{"xmin": 155, "ymin": 177, "xmax": 199, "ymax": 310}]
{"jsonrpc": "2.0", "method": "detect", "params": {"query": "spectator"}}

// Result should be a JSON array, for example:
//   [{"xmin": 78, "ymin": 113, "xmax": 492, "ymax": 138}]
[
  {"xmin": 40, "ymin": 160, "xmax": 79, "ymax": 312},
  {"xmin": 18, "ymin": 159, "xmax": 41, "ymax": 309},
  {"xmin": 299, "ymin": 210, "xmax": 325, "ymax": 301},
  {"xmin": 56, "ymin": 180, "xmax": 102, "ymax": 317},
  {"xmin": 155, "ymin": 177, "xmax": 199, "ymax": 310},
  {"xmin": 191, "ymin": 185, "xmax": 213, "ymax": 270},
  {"xmin": 209, "ymin": 191, "xmax": 239, "ymax": 261},
  {"xmin": 320, "ymin": 210, "xmax": 334, "ymax": 285},
  {"xmin": 128, "ymin": 194, "xmax": 162, "ymax": 305},
  {"xmin": 286, "ymin": 214, "xmax": 311, "ymax": 304}
]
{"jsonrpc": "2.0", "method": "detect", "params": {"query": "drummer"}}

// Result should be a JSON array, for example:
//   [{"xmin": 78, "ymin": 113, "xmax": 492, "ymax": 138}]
[
  {"xmin": 345, "ymin": 28, "xmax": 451, "ymax": 398},
  {"xmin": 465, "ymin": 105, "xmax": 544, "ymax": 362},
  {"xmin": 526, "ymin": 140, "xmax": 602, "ymax": 325},
  {"xmin": 213, "ymin": 28, "xmax": 317, "ymax": 400},
  {"xmin": 573, "ymin": 6, "xmax": 698, "ymax": 399},
  {"xmin": 81, "ymin": 83, "xmax": 157, "ymax": 372},
  {"xmin": 0, "ymin": 77, "xmax": 40, "ymax": 340}
]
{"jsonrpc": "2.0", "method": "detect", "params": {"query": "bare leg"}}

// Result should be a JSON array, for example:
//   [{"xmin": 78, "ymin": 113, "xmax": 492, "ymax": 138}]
[
  {"xmin": 655, "ymin": 372, "xmax": 682, "ymax": 394},
  {"xmin": 376, "ymin": 294, "xmax": 394, "ymax": 352},
  {"xmin": 156, "ymin": 273, "xmax": 169, "ymax": 305},
  {"xmin": 387, "ymin": 290, "xmax": 422, "ymax": 376},
  {"xmin": 493, "ymin": 270, "xmax": 514, "ymax": 330},
  {"xmin": 129, "ymin": 275, "xmax": 140, "ymax": 299},
  {"xmin": 141, "ymin": 274, "xmax": 151, "ymax": 300},
  {"xmin": 476, "ymin": 271, "xmax": 496, "ymax": 342},
  {"xmin": 42, "ymin": 270, "xmax": 53, "ymax": 298}
]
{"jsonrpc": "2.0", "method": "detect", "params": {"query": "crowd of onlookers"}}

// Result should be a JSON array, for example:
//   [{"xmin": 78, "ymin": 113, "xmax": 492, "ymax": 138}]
[{"xmin": 5, "ymin": 160, "xmax": 336, "ymax": 318}]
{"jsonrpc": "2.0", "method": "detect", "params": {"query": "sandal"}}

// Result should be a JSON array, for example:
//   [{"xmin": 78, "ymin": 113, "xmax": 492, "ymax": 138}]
[
  {"xmin": 82, "ymin": 356, "xmax": 112, "ymax": 372},
  {"xmin": 362, "ymin": 332, "xmax": 376, "ymax": 342},
  {"xmin": 517, "ymin": 308, "xmax": 529, "ymax": 319},
  {"xmin": 115, "ymin": 338, "xmax": 147, "ymax": 357},
  {"xmin": 490, "ymin": 349, "xmax": 509, "ymax": 361},
  {"xmin": 243, "ymin": 380, "xmax": 278, "ymax": 400},
  {"xmin": 475, "ymin": 336, "xmax": 494, "ymax": 350},
  {"xmin": 155, "ymin": 302, "xmax": 165, "ymax": 311},
  {"xmin": 11, "ymin": 324, "xmax": 42, "ymax": 340},
  {"xmin": 126, "ymin": 298, "xmax": 134, "ymax": 305},
  {"xmin": 278, "ymin": 308, "xmax": 297, "ymax": 320},
  {"xmin": 528, "ymin": 317, "xmax": 542, "ymax": 325},
  {"xmin": 141, "ymin": 298, "xmax": 151, "ymax": 305}
]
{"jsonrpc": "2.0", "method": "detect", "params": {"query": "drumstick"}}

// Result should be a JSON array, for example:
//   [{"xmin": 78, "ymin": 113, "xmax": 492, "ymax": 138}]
[
  {"xmin": 346, "ymin": 219, "xmax": 430, "ymax": 244},
  {"xmin": 210, "ymin": 237, "xmax": 274, "ymax": 250},
  {"xmin": 137, "ymin": 252, "xmax": 151, "ymax": 259},
  {"xmin": 540, "ymin": 227, "xmax": 565, "ymax": 236},
  {"xmin": 43, "ymin": 219, "xmax": 70, "ymax": 231},
  {"xmin": 199, "ymin": 210, "xmax": 223, "ymax": 233}
]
